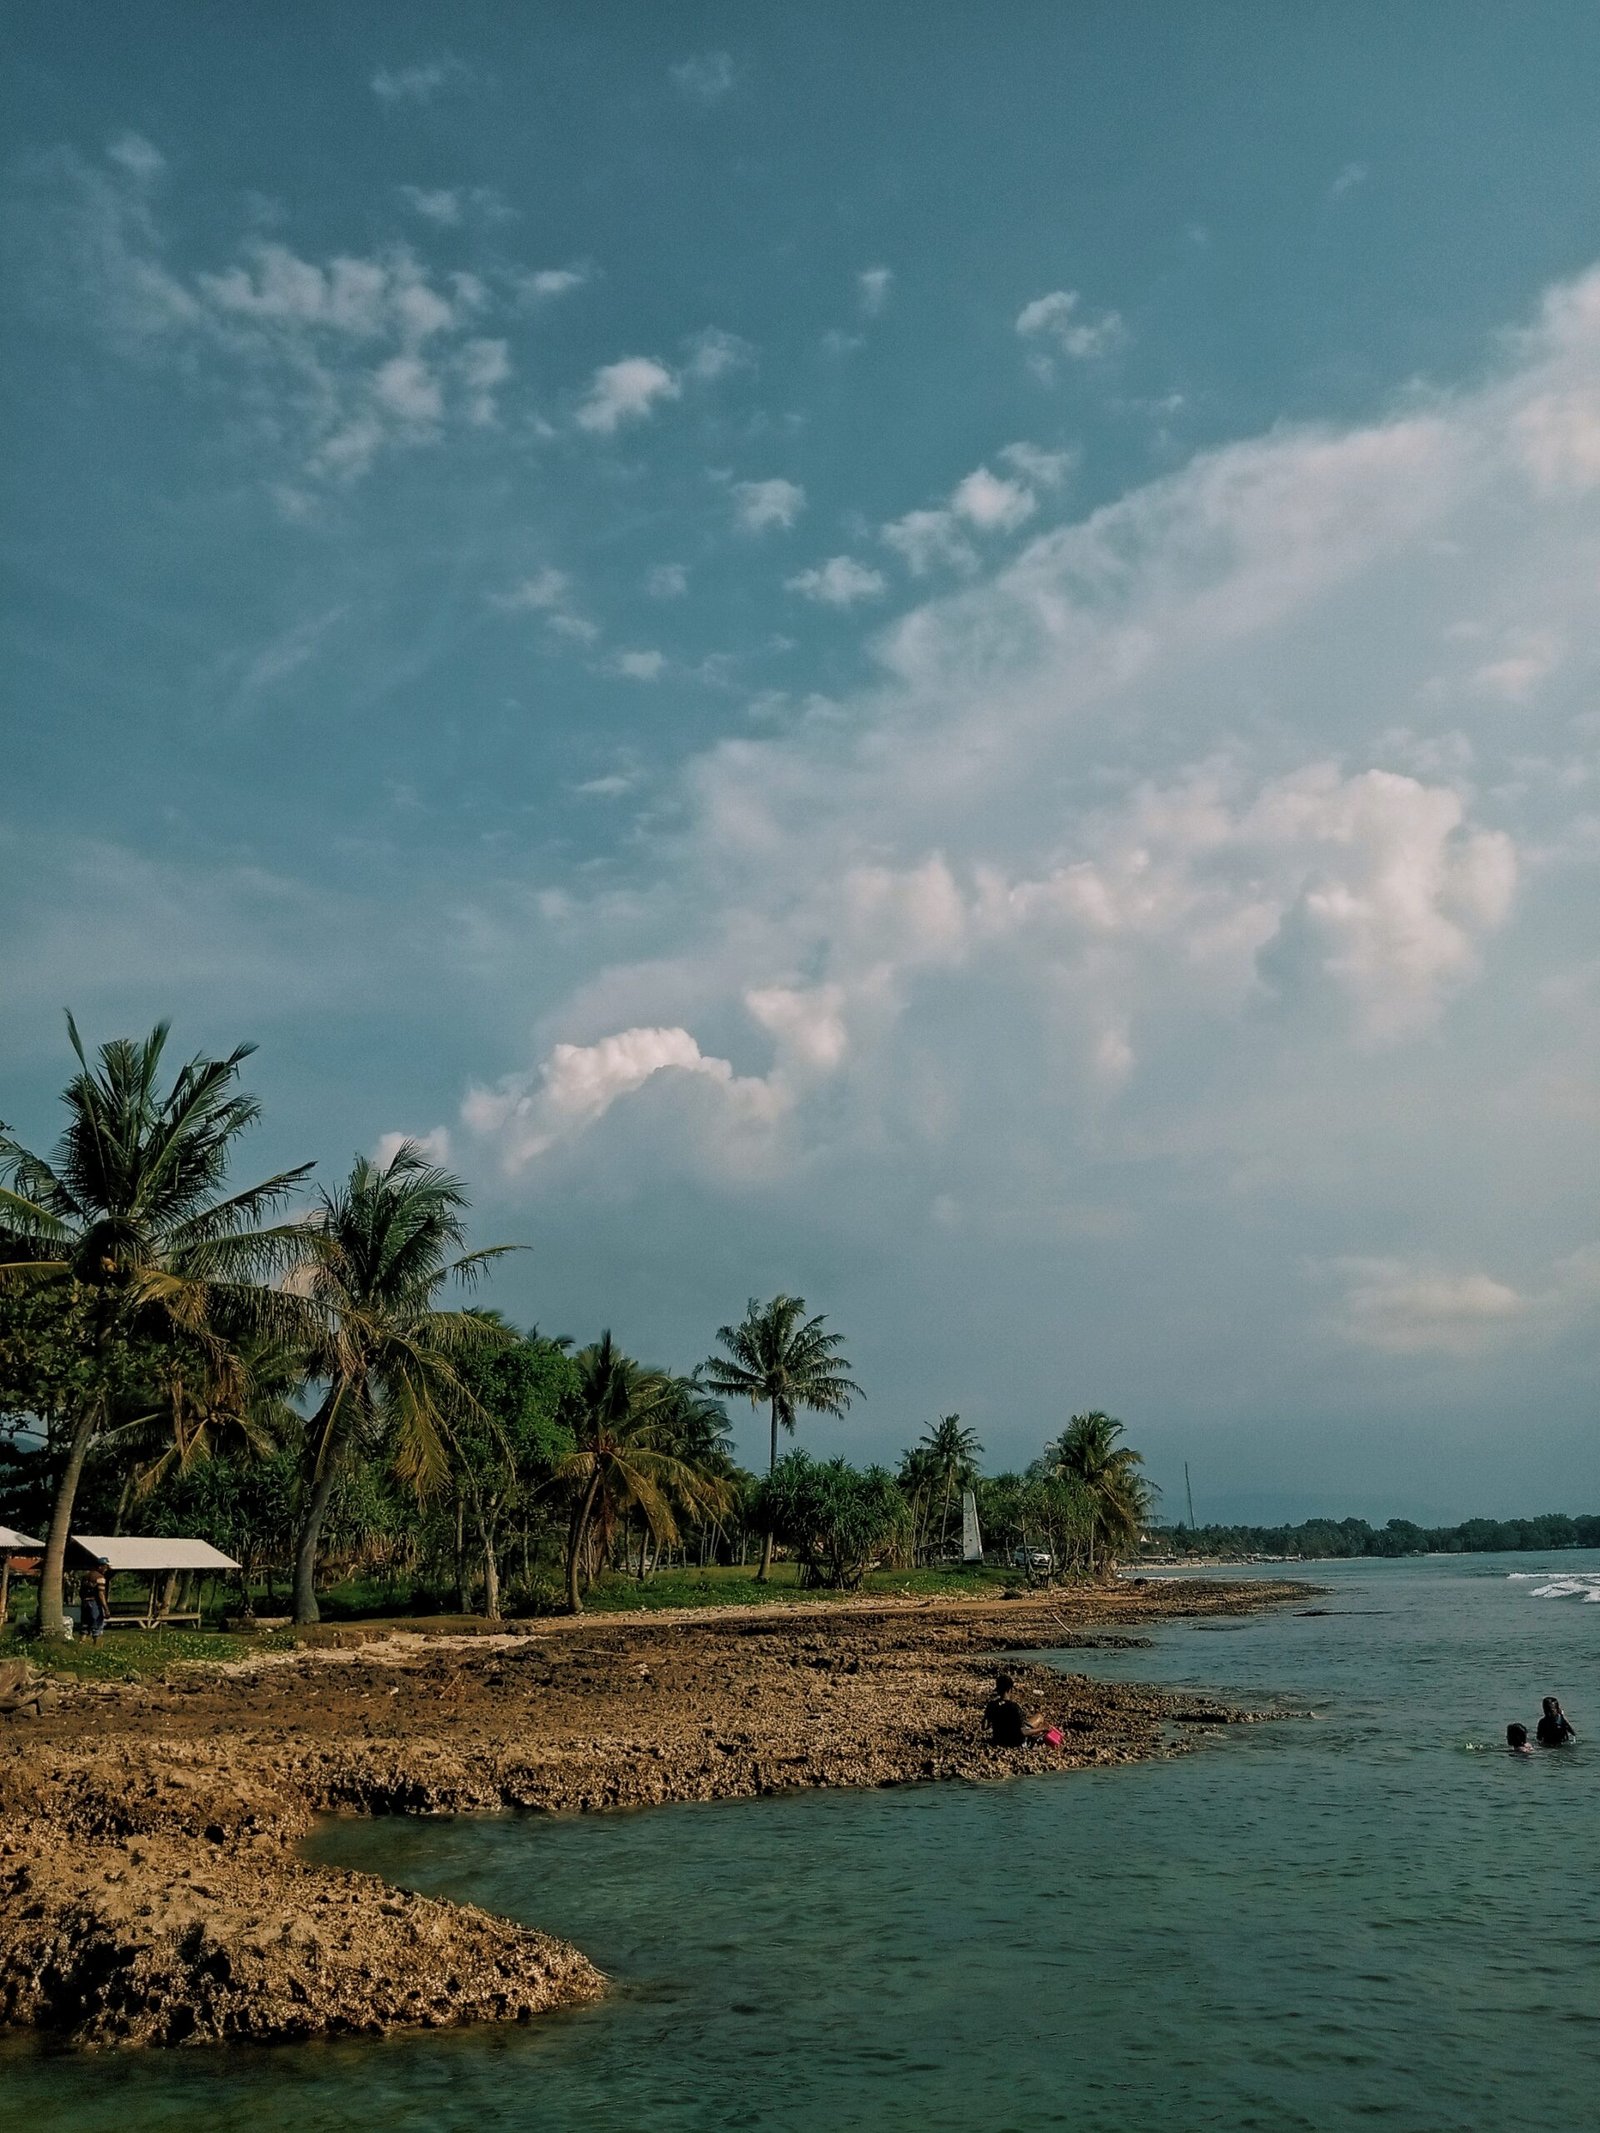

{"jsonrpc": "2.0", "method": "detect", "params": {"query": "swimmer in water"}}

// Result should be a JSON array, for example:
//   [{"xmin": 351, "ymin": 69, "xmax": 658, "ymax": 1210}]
[
  {"xmin": 1506, "ymin": 1723, "xmax": 1533, "ymax": 1756},
  {"xmin": 1536, "ymin": 1697, "xmax": 1576, "ymax": 1746}
]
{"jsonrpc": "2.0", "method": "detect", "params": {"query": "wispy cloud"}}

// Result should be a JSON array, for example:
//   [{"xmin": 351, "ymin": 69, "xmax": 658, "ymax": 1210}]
[
  {"xmin": 613, "ymin": 649, "xmax": 666, "ymax": 681},
  {"xmin": 857, "ymin": 266, "xmax": 894, "ymax": 316},
  {"xmin": 670, "ymin": 51, "xmax": 736, "ymax": 103},
  {"xmin": 489, "ymin": 567, "xmax": 598, "ymax": 643},
  {"xmin": 732, "ymin": 477, "xmax": 806, "ymax": 533},
  {"xmin": 371, "ymin": 56, "xmax": 475, "ymax": 106},
  {"xmin": 513, "ymin": 262, "xmax": 593, "ymax": 304},
  {"xmin": 1329, "ymin": 161, "xmax": 1370, "ymax": 199},
  {"xmin": 18, "ymin": 140, "xmax": 513, "ymax": 484},
  {"xmin": 1016, "ymin": 288, "xmax": 1127, "ymax": 366}
]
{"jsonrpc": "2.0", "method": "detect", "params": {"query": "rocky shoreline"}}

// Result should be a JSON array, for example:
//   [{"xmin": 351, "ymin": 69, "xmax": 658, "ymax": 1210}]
[{"xmin": 0, "ymin": 1579, "xmax": 1302, "ymax": 2050}]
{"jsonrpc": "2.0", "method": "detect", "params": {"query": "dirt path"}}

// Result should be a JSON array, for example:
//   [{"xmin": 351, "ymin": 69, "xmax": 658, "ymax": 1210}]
[{"xmin": 0, "ymin": 1578, "xmax": 1304, "ymax": 2050}]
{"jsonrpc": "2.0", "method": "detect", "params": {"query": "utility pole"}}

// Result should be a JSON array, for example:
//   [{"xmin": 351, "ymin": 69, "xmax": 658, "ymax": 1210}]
[{"xmin": 1184, "ymin": 1461, "xmax": 1196, "ymax": 1530}]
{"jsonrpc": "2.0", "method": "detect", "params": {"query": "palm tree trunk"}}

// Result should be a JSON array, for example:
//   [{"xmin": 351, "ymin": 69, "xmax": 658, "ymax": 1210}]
[
  {"xmin": 291, "ymin": 1389, "xmax": 344, "ymax": 1626},
  {"xmin": 757, "ymin": 1396, "xmax": 779, "ymax": 1582},
  {"xmin": 38, "ymin": 1396, "xmax": 101, "ymax": 1640},
  {"xmin": 483, "ymin": 1537, "xmax": 501, "ymax": 1622},
  {"xmin": 566, "ymin": 1467, "xmax": 604, "ymax": 1614},
  {"xmin": 291, "ymin": 1457, "xmax": 341, "ymax": 1625}
]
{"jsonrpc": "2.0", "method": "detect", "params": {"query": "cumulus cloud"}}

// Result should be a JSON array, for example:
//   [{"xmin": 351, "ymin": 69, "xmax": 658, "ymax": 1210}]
[
  {"xmin": 438, "ymin": 260, "xmax": 1600, "ymax": 1311},
  {"xmin": 575, "ymin": 355, "xmax": 680, "ymax": 434},
  {"xmin": 647, "ymin": 563, "xmax": 689, "ymax": 599},
  {"xmin": 882, "ymin": 447, "xmax": 1067, "ymax": 574},
  {"xmin": 463, "ymin": 1026, "xmax": 784, "ymax": 1170},
  {"xmin": 513, "ymin": 263, "xmax": 593, "ymax": 304},
  {"xmin": 785, "ymin": 555, "xmax": 887, "ymax": 606},
  {"xmin": 1016, "ymin": 288, "xmax": 1127, "ymax": 361},
  {"xmin": 732, "ymin": 477, "xmax": 806, "ymax": 533}
]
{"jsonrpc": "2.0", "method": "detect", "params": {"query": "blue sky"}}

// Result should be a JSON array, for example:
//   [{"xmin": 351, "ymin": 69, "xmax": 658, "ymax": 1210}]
[{"xmin": 4, "ymin": 4, "xmax": 1599, "ymax": 1522}]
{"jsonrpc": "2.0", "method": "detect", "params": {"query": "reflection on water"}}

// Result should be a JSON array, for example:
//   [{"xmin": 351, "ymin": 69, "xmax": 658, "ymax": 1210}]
[{"xmin": 11, "ymin": 1552, "xmax": 1598, "ymax": 2133}]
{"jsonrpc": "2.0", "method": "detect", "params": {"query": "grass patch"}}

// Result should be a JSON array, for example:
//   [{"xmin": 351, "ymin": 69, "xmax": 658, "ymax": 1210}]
[
  {"xmin": 580, "ymin": 1561, "xmax": 1026, "ymax": 1612},
  {"xmin": 0, "ymin": 1624, "xmax": 295, "ymax": 1682}
]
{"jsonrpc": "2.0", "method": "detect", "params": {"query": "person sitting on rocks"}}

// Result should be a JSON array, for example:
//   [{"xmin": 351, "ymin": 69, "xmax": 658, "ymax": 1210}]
[{"xmin": 983, "ymin": 1673, "xmax": 1048, "ymax": 1747}]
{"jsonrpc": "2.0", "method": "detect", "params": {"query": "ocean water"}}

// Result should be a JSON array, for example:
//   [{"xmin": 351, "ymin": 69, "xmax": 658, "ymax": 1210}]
[{"xmin": 11, "ymin": 1551, "xmax": 1598, "ymax": 2132}]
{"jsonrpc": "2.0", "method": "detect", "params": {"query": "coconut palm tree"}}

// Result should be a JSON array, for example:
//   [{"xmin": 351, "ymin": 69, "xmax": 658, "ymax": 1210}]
[
  {"xmin": 284, "ymin": 1143, "xmax": 517, "ymax": 1624},
  {"xmin": 0, "ymin": 1018, "xmax": 312, "ymax": 1636},
  {"xmin": 559, "ymin": 1334, "xmax": 733, "ymax": 1611},
  {"xmin": 1046, "ymin": 1410, "xmax": 1151, "ymax": 1577},
  {"xmin": 916, "ymin": 1413, "xmax": 984, "ymax": 1562},
  {"xmin": 701, "ymin": 1294, "xmax": 861, "ymax": 1580}
]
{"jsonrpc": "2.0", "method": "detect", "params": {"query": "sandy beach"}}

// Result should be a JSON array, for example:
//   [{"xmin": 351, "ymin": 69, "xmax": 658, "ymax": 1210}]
[{"xmin": 0, "ymin": 1578, "xmax": 1301, "ymax": 2051}]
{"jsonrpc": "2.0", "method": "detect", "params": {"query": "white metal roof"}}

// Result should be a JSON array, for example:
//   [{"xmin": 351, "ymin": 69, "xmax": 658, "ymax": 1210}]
[
  {"xmin": 68, "ymin": 1535, "xmax": 242, "ymax": 1573},
  {"xmin": 0, "ymin": 1527, "xmax": 44, "ymax": 1552}
]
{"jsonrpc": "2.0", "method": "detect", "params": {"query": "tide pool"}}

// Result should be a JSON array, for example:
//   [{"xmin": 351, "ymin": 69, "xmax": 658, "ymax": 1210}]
[{"xmin": 11, "ymin": 1552, "xmax": 1597, "ymax": 2132}]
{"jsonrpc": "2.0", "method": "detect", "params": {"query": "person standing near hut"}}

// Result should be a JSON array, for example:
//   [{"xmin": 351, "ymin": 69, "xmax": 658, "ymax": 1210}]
[{"xmin": 79, "ymin": 1557, "xmax": 110, "ymax": 1641}]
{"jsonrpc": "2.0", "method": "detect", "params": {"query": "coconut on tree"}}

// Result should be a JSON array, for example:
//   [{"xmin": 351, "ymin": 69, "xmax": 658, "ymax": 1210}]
[{"xmin": 701, "ymin": 1294, "xmax": 861, "ymax": 1581}]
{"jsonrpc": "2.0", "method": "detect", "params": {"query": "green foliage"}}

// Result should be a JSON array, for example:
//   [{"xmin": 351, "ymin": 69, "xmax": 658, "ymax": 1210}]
[
  {"xmin": 756, "ymin": 1449, "xmax": 910, "ymax": 1588},
  {"xmin": 1158, "ymin": 1510, "xmax": 1600, "ymax": 1559}
]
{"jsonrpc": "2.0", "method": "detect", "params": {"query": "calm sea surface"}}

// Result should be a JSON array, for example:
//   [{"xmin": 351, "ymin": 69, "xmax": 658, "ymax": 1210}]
[{"xmin": 12, "ymin": 1552, "xmax": 1599, "ymax": 2132}]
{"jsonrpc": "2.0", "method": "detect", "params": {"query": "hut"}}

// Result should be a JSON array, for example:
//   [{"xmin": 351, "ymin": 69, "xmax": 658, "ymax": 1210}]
[
  {"xmin": 0, "ymin": 1527, "xmax": 44, "ymax": 1627},
  {"xmin": 65, "ymin": 1535, "xmax": 242, "ymax": 1630}
]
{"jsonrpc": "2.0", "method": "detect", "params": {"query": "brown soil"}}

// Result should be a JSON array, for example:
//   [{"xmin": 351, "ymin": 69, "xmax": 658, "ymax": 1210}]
[{"xmin": 0, "ymin": 1579, "xmax": 1302, "ymax": 2050}]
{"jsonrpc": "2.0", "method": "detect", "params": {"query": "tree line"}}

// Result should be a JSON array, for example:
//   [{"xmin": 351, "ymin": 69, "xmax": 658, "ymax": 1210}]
[
  {"xmin": 1156, "ymin": 1512, "xmax": 1600, "ymax": 1560},
  {"xmin": 0, "ymin": 1021, "xmax": 1153, "ymax": 1632}
]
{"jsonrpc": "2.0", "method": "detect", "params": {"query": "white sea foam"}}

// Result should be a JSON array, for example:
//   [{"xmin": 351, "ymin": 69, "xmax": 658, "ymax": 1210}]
[{"xmin": 1507, "ymin": 1571, "xmax": 1600, "ymax": 1600}]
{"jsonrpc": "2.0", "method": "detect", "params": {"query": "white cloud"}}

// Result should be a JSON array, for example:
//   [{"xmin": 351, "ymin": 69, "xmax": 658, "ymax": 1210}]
[
  {"xmin": 685, "ymin": 326, "xmax": 752, "ymax": 381},
  {"xmin": 463, "ymin": 1026, "xmax": 783, "ymax": 1170},
  {"xmin": 371, "ymin": 58, "xmax": 474, "ymax": 105},
  {"xmin": 397, "ymin": 186, "xmax": 462, "ymax": 226},
  {"xmin": 881, "ymin": 509, "xmax": 978, "ymax": 576},
  {"xmin": 857, "ymin": 266, "xmax": 893, "ymax": 316},
  {"xmin": 106, "ymin": 131, "xmax": 165, "ymax": 182},
  {"xmin": 1326, "ymin": 1258, "xmax": 1525, "ymax": 1354},
  {"xmin": 575, "ymin": 355, "xmax": 680, "ymax": 434},
  {"xmin": 733, "ymin": 477, "xmax": 806, "ymax": 533},
  {"xmin": 785, "ymin": 555, "xmax": 887, "ymax": 606},
  {"xmin": 882, "ymin": 452, "xmax": 1061, "ymax": 575},
  {"xmin": 375, "ymin": 1126, "xmax": 454, "ymax": 1169},
  {"xmin": 999, "ymin": 441, "xmax": 1077, "ymax": 488},
  {"xmin": 1016, "ymin": 288, "xmax": 1127, "ymax": 361},
  {"xmin": 670, "ymin": 51, "xmax": 736, "ymax": 102},
  {"xmin": 489, "ymin": 567, "xmax": 598, "ymax": 644},
  {"xmin": 17, "ymin": 146, "xmax": 517, "ymax": 484},
  {"xmin": 614, "ymin": 650, "xmax": 666, "ymax": 682},
  {"xmin": 515, "ymin": 264, "xmax": 592, "ymax": 303},
  {"xmin": 950, "ymin": 465, "xmax": 1037, "ymax": 532},
  {"xmin": 647, "ymin": 563, "xmax": 689, "ymax": 598},
  {"xmin": 1329, "ymin": 162, "xmax": 1370, "ymax": 199}
]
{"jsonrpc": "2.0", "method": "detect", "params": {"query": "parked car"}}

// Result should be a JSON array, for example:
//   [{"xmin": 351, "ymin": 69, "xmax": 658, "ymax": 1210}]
[{"xmin": 1009, "ymin": 1546, "xmax": 1054, "ymax": 1573}]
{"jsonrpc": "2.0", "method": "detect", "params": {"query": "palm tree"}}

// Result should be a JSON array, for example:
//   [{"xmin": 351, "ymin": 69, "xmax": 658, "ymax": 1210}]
[
  {"xmin": 284, "ymin": 1143, "xmax": 517, "ymax": 1624},
  {"xmin": 558, "ymin": 1334, "xmax": 732, "ymax": 1611},
  {"xmin": 701, "ymin": 1294, "xmax": 861, "ymax": 1580},
  {"xmin": 0, "ymin": 1019, "xmax": 312, "ymax": 1636},
  {"xmin": 917, "ymin": 1414, "xmax": 984, "ymax": 1562},
  {"xmin": 1046, "ymin": 1411, "xmax": 1151, "ymax": 1577}
]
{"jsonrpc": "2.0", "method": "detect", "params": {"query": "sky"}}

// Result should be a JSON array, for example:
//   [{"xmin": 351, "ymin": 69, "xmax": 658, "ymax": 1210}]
[{"xmin": 2, "ymin": 3, "xmax": 1598, "ymax": 1524}]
